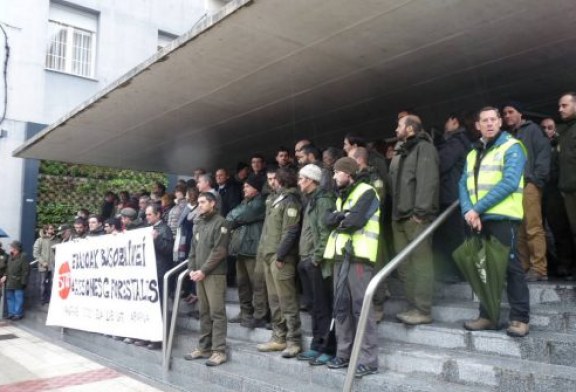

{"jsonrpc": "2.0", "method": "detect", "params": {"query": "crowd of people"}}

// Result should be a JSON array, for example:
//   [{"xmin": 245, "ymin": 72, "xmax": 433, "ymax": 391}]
[{"xmin": 4, "ymin": 91, "xmax": 576, "ymax": 378}]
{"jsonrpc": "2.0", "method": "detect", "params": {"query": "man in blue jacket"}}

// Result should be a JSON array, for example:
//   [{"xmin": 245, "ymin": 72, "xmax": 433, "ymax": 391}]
[{"xmin": 459, "ymin": 106, "xmax": 530, "ymax": 337}]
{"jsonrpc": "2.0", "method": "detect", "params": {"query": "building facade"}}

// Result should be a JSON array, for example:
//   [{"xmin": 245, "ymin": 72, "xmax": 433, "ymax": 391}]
[{"xmin": 0, "ymin": 0, "xmax": 229, "ymax": 250}]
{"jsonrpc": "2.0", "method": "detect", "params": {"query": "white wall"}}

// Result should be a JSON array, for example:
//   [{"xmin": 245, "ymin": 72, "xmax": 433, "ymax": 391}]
[
  {"xmin": 0, "ymin": 0, "xmax": 207, "ymax": 244},
  {"xmin": 0, "ymin": 120, "xmax": 26, "ymax": 247}
]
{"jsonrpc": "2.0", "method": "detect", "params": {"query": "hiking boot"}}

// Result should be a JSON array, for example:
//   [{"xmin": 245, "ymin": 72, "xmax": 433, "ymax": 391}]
[
  {"xmin": 240, "ymin": 316, "xmax": 255, "ymax": 328},
  {"xmin": 281, "ymin": 342, "xmax": 301, "ymax": 358},
  {"xmin": 297, "ymin": 349, "xmax": 319, "ymax": 361},
  {"xmin": 525, "ymin": 270, "xmax": 548, "ymax": 282},
  {"xmin": 355, "ymin": 364, "xmax": 378, "ymax": 378},
  {"xmin": 395, "ymin": 308, "xmax": 415, "ymax": 322},
  {"xmin": 398, "ymin": 309, "xmax": 432, "ymax": 325},
  {"xmin": 229, "ymin": 313, "xmax": 243, "ymax": 323},
  {"xmin": 373, "ymin": 304, "xmax": 385, "ymax": 324},
  {"xmin": 184, "ymin": 348, "xmax": 212, "ymax": 360},
  {"xmin": 206, "ymin": 351, "xmax": 227, "ymax": 366},
  {"xmin": 327, "ymin": 357, "xmax": 349, "ymax": 369},
  {"xmin": 464, "ymin": 317, "xmax": 497, "ymax": 331},
  {"xmin": 310, "ymin": 353, "xmax": 333, "ymax": 366},
  {"xmin": 257, "ymin": 340, "xmax": 287, "ymax": 352},
  {"xmin": 507, "ymin": 321, "xmax": 529, "ymax": 337}
]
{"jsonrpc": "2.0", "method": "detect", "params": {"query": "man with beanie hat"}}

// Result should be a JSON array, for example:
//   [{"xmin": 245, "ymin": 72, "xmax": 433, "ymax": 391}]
[
  {"xmin": 0, "ymin": 241, "xmax": 29, "ymax": 320},
  {"xmin": 324, "ymin": 157, "xmax": 380, "ymax": 378},
  {"xmin": 226, "ymin": 174, "xmax": 269, "ymax": 328},
  {"xmin": 503, "ymin": 102, "xmax": 551, "ymax": 281},
  {"xmin": 390, "ymin": 114, "xmax": 439, "ymax": 325},
  {"xmin": 296, "ymin": 164, "xmax": 337, "ymax": 365}
]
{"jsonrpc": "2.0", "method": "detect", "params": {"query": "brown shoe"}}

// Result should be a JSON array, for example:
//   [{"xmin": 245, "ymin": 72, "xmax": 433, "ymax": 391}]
[
  {"xmin": 507, "ymin": 321, "xmax": 529, "ymax": 337},
  {"xmin": 525, "ymin": 270, "xmax": 548, "ymax": 282},
  {"xmin": 206, "ymin": 351, "xmax": 227, "ymax": 366},
  {"xmin": 281, "ymin": 342, "xmax": 302, "ymax": 358},
  {"xmin": 398, "ymin": 309, "xmax": 432, "ymax": 325},
  {"xmin": 257, "ymin": 340, "xmax": 287, "ymax": 352},
  {"xmin": 184, "ymin": 348, "xmax": 212, "ymax": 360},
  {"xmin": 464, "ymin": 317, "xmax": 497, "ymax": 331}
]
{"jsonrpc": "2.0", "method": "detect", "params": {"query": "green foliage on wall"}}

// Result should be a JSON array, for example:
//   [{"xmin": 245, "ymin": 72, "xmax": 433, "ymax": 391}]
[{"xmin": 36, "ymin": 161, "xmax": 167, "ymax": 227}]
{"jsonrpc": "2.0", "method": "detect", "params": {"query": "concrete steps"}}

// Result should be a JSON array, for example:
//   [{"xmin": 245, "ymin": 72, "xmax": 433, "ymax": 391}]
[{"xmin": 14, "ymin": 278, "xmax": 576, "ymax": 392}]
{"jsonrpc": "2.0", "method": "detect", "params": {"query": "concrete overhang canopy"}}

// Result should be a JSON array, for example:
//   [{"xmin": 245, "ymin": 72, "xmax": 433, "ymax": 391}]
[{"xmin": 14, "ymin": 0, "xmax": 576, "ymax": 173}]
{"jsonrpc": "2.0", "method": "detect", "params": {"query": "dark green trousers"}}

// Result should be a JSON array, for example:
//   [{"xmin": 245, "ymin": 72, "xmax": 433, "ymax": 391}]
[
  {"xmin": 197, "ymin": 274, "xmax": 227, "ymax": 352},
  {"xmin": 392, "ymin": 219, "xmax": 434, "ymax": 314}
]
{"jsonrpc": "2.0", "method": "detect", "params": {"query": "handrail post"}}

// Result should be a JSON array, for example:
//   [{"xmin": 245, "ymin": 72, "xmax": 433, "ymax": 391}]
[
  {"xmin": 0, "ymin": 285, "xmax": 5, "ymax": 320},
  {"xmin": 162, "ymin": 261, "xmax": 188, "ymax": 372},
  {"xmin": 163, "ymin": 269, "xmax": 190, "ymax": 372},
  {"xmin": 342, "ymin": 201, "xmax": 460, "ymax": 391}
]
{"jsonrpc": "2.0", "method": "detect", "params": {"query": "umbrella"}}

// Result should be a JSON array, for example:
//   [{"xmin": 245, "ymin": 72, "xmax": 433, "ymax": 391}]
[
  {"xmin": 452, "ymin": 234, "xmax": 509, "ymax": 325},
  {"xmin": 0, "ymin": 228, "xmax": 8, "ymax": 238}
]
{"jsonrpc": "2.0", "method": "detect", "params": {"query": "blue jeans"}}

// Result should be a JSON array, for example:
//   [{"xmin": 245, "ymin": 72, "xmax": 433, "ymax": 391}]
[{"xmin": 6, "ymin": 289, "xmax": 24, "ymax": 317}]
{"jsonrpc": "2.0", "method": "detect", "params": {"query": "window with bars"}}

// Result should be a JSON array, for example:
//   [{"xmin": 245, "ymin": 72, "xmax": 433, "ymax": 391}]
[{"xmin": 46, "ymin": 20, "xmax": 96, "ymax": 78}]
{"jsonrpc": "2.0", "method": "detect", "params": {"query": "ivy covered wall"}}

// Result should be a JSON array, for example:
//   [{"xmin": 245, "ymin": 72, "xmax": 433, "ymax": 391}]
[{"xmin": 37, "ymin": 161, "xmax": 167, "ymax": 227}]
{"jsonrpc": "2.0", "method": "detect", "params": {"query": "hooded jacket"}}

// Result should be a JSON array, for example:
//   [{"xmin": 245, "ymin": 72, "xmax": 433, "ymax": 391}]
[
  {"xmin": 511, "ymin": 120, "xmax": 550, "ymax": 188},
  {"xmin": 389, "ymin": 132, "xmax": 439, "ymax": 221}
]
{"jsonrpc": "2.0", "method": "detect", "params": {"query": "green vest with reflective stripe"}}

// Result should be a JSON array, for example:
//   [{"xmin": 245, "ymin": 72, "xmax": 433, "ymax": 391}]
[
  {"xmin": 323, "ymin": 182, "xmax": 380, "ymax": 262},
  {"xmin": 466, "ymin": 137, "xmax": 524, "ymax": 219}
]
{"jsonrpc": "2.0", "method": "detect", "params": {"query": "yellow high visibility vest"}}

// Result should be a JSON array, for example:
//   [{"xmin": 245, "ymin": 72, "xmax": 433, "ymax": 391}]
[
  {"xmin": 465, "ymin": 137, "xmax": 524, "ymax": 219},
  {"xmin": 324, "ymin": 182, "xmax": 380, "ymax": 262}
]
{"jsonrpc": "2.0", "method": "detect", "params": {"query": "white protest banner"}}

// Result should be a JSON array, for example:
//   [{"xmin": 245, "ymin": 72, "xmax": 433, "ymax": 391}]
[{"xmin": 46, "ymin": 227, "xmax": 163, "ymax": 341}]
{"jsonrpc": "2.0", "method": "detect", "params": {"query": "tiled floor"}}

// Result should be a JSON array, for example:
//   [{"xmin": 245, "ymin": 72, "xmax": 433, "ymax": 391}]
[{"xmin": 0, "ymin": 321, "xmax": 163, "ymax": 392}]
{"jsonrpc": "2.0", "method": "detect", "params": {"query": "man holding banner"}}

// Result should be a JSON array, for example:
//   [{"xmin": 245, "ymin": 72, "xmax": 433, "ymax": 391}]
[{"xmin": 184, "ymin": 192, "xmax": 230, "ymax": 366}]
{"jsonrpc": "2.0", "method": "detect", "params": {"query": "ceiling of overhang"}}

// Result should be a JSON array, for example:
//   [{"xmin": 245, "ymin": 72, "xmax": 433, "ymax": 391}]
[{"xmin": 14, "ymin": 0, "xmax": 576, "ymax": 174}]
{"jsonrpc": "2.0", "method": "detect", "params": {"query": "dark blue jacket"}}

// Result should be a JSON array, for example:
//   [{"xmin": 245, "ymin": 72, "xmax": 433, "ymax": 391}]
[
  {"xmin": 437, "ymin": 128, "xmax": 471, "ymax": 205},
  {"xmin": 458, "ymin": 131, "xmax": 526, "ymax": 221}
]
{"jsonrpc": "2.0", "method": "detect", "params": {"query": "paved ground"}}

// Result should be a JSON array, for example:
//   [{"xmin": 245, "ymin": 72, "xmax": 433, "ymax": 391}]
[{"xmin": 0, "ymin": 320, "xmax": 165, "ymax": 392}]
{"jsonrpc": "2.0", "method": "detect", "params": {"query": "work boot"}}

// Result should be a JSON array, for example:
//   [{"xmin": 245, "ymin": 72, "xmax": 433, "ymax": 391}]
[
  {"xmin": 257, "ymin": 340, "xmax": 287, "ymax": 352},
  {"xmin": 206, "ymin": 351, "xmax": 227, "ymax": 366},
  {"xmin": 184, "ymin": 348, "xmax": 212, "ymax": 360},
  {"xmin": 395, "ymin": 308, "xmax": 414, "ymax": 322},
  {"xmin": 506, "ymin": 321, "xmax": 529, "ymax": 337},
  {"xmin": 355, "ymin": 364, "xmax": 378, "ymax": 378},
  {"xmin": 463, "ymin": 317, "xmax": 497, "ymax": 331},
  {"xmin": 309, "ymin": 353, "xmax": 333, "ymax": 366},
  {"xmin": 228, "ymin": 313, "xmax": 243, "ymax": 323},
  {"xmin": 281, "ymin": 342, "xmax": 302, "ymax": 358},
  {"xmin": 373, "ymin": 304, "xmax": 385, "ymax": 324},
  {"xmin": 525, "ymin": 270, "xmax": 548, "ymax": 282},
  {"xmin": 297, "ymin": 349, "xmax": 319, "ymax": 361},
  {"xmin": 398, "ymin": 309, "xmax": 432, "ymax": 325}
]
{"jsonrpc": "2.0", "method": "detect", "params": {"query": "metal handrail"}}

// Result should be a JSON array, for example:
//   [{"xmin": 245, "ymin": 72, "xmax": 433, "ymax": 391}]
[
  {"xmin": 30, "ymin": 260, "xmax": 39, "ymax": 267},
  {"xmin": 343, "ymin": 200, "xmax": 460, "ymax": 391},
  {"xmin": 163, "ymin": 269, "xmax": 190, "ymax": 371},
  {"xmin": 161, "ymin": 261, "xmax": 188, "ymax": 370}
]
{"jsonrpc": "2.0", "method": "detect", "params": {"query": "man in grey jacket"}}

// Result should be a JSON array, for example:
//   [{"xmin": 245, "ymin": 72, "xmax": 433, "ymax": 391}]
[{"xmin": 390, "ymin": 115, "xmax": 439, "ymax": 325}]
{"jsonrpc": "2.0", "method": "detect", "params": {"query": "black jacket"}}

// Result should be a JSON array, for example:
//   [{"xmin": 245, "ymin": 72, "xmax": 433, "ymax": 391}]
[
  {"xmin": 558, "ymin": 118, "xmax": 576, "ymax": 192},
  {"xmin": 218, "ymin": 180, "xmax": 243, "ymax": 217},
  {"xmin": 437, "ymin": 128, "xmax": 471, "ymax": 205},
  {"xmin": 512, "ymin": 120, "xmax": 550, "ymax": 188},
  {"xmin": 151, "ymin": 220, "xmax": 174, "ymax": 283}
]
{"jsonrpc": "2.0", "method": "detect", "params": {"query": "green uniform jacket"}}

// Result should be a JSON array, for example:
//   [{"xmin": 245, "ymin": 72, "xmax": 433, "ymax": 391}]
[
  {"xmin": 257, "ymin": 187, "xmax": 302, "ymax": 262},
  {"xmin": 389, "ymin": 132, "xmax": 439, "ymax": 221},
  {"xmin": 226, "ymin": 194, "xmax": 266, "ymax": 257},
  {"xmin": 2, "ymin": 252, "xmax": 29, "ymax": 290},
  {"xmin": 558, "ymin": 118, "xmax": 576, "ymax": 192},
  {"xmin": 188, "ymin": 211, "xmax": 229, "ymax": 275},
  {"xmin": 299, "ymin": 188, "xmax": 336, "ymax": 277}
]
